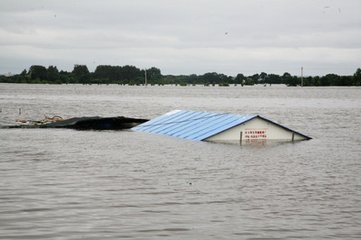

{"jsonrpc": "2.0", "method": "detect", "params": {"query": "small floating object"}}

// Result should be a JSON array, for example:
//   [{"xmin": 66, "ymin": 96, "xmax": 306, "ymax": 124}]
[
  {"xmin": 15, "ymin": 119, "xmax": 30, "ymax": 124},
  {"xmin": 42, "ymin": 115, "xmax": 64, "ymax": 123},
  {"xmin": 132, "ymin": 110, "xmax": 311, "ymax": 144}
]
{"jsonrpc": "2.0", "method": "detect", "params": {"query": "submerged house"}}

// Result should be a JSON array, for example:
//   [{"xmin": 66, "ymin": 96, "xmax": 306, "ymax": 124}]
[{"xmin": 132, "ymin": 110, "xmax": 311, "ymax": 144}]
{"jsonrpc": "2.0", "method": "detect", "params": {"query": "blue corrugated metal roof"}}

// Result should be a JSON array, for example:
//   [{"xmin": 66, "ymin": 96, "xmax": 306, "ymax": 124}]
[{"xmin": 132, "ymin": 110, "xmax": 256, "ymax": 141}]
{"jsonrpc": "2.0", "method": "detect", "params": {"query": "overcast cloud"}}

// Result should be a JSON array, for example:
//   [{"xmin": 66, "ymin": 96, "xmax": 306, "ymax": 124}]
[{"xmin": 1, "ymin": 0, "xmax": 360, "ymax": 76}]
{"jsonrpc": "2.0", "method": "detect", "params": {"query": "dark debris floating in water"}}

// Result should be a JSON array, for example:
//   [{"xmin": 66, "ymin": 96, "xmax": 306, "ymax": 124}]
[{"xmin": 4, "ymin": 116, "xmax": 149, "ymax": 130}]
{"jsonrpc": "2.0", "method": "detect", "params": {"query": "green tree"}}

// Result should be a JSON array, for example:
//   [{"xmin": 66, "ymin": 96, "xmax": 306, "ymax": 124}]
[
  {"xmin": 244, "ymin": 77, "xmax": 255, "ymax": 85},
  {"xmin": 94, "ymin": 65, "xmax": 112, "ymax": 83},
  {"xmin": 282, "ymin": 72, "xmax": 296, "ymax": 86},
  {"xmin": 146, "ymin": 67, "xmax": 161, "ymax": 84},
  {"xmin": 259, "ymin": 72, "xmax": 268, "ymax": 83},
  {"xmin": 234, "ymin": 73, "xmax": 246, "ymax": 85},
  {"xmin": 320, "ymin": 74, "xmax": 340, "ymax": 86},
  {"xmin": 72, "ymin": 64, "xmax": 90, "ymax": 83},
  {"xmin": 201, "ymin": 72, "xmax": 223, "ymax": 86},
  {"xmin": 47, "ymin": 65, "xmax": 60, "ymax": 83},
  {"xmin": 58, "ymin": 70, "xmax": 72, "ymax": 83},
  {"xmin": 187, "ymin": 74, "xmax": 198, "ymax": 85},
  {"xmin": 354, "ymin": 68, "xmax": 361, "ymax": 86},
  {"xmin": 121, "ymin": 65, "xmax": 142, "ymax": 84},
  {"xmin": 267, "ymin": 74, "xmax": 282, "ymax": 84},
  {"xmin": 250, "ymin": 74, "xmax": 260, "ymax": 84},
  {"xmin": 29, "ymin": 65, "xmax": 47, "ymax": 81},
  {"xmin": 20, "ymin": 69, "xmax": 27, "ymax": 76}
]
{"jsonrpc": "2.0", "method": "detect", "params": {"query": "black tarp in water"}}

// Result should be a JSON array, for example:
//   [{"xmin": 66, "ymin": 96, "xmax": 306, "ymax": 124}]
[{"xmin": 4, "ymin": 116, "xmax": 148, "ymax": 130}]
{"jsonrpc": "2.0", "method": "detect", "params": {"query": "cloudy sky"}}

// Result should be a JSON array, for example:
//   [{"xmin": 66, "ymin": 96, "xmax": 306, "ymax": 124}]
[{"xmin": 1, "ymin": 0, "xmax": 360, "ymax": 76}]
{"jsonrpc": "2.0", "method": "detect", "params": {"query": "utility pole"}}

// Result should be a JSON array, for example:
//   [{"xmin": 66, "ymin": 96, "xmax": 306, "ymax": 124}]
[{"xmin": 301, "ymin": 66, "xmax": 304, "ymax": 87}]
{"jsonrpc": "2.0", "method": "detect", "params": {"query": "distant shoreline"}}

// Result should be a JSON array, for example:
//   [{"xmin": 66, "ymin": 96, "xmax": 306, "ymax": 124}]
[
  {"xmin": 1, "ymin": 83, "xmax": 360, "ymax": 88},
  {"xmin": 1, "ymin": 64, "xmax": 360, "ymax": 87}
]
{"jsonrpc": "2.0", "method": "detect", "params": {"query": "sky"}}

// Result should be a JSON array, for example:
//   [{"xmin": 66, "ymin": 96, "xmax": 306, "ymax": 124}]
[{"xmin": 0, "ymin": 0, "xmax": 360, "ymax": 76}]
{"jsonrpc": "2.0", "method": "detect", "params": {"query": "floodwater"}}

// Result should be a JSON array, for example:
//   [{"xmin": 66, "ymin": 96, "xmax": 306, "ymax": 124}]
[{"xmin": 0, "ymin": 83, "xmax": 361, "ymax": 239}]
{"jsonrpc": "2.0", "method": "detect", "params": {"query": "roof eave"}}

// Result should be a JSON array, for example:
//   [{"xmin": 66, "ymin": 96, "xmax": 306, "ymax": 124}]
[{"xmin": 255, "ymin": 115, "xmax": 312, "ymax": 140}]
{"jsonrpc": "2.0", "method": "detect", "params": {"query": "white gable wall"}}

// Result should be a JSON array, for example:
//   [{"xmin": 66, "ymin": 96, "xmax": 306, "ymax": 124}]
[{"xmin": 206, "ymin": 117, "xmax": 307, "ymax": 142}]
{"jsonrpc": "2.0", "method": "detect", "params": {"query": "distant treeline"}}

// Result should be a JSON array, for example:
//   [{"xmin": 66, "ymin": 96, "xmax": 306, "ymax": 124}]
[{"xmin": 1, "ymin": 64, "xmax": 361, "ymax": 86}]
